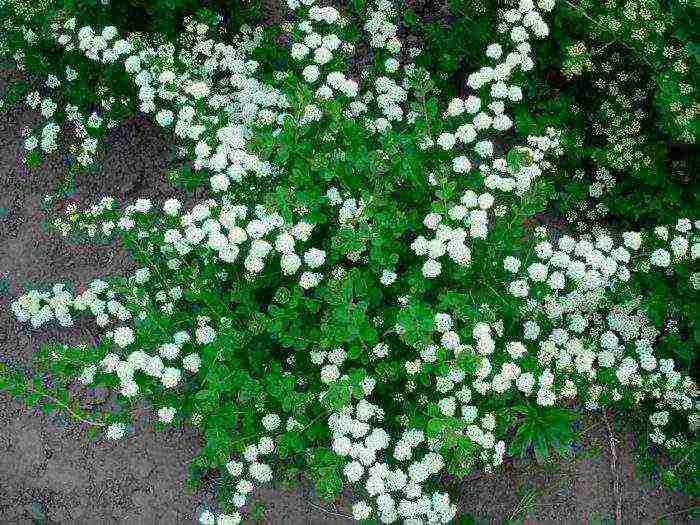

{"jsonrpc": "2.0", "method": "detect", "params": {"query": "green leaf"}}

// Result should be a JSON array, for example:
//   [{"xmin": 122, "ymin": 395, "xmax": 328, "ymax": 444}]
[
  {"xmin": 426, "ymin": 418, "xmax": 445, "ymax": 438},
  {"xmin": 426, "ymin": 97, "xmax": 439, "ymax": 118}
]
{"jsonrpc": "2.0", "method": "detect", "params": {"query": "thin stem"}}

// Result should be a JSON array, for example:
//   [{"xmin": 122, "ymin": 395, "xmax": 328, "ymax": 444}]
[
  {"xmin": 301, "ymin": 410, "xmax": 328, "ymax": 433},
  {"xmin": 26, "ymin": 385, "xmax": 106, "ymax": 428},
  {"xmin": 593, "ymin": 38, "xmax": 619, "ymax": 56},
  {"xmin": 484, "ymin": 281, "xmax": 508, "ymax": 306},
  {"xmin": 307, "ymin": 497, "xmax": 352, "ymax": 519}
]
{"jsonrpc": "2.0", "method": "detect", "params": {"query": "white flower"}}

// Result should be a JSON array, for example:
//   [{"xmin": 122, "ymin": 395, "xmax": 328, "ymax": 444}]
[
  {"xmin": 304, "ymin": 248, "xmax": 326, "ymax": 268},
  {"xmin": 670, "ymin": 236, "xmax": 688, "ymax": 257},
  {"xmin": 159, "ymin": 343, "xmax": 180, "ymax": 360},
  {"xmin": 199, "ymin": 510, "xmax": 216, "ymax": 525},
  {"xmin": 478, "ymin": 193, "xmax": 494, "ymax": 210},
  {"xmin": 173, "ymin": 331, "xmax": 191, "ymax": 345},
  {"xmin": 106, "ymin": 422, "xmax": 127, "ymax": 440},
  {"xmin": 163, "ymin": 198, "xmax": 181, "ymax": 216},
  {"xmin": 320, "ymin": 364, "xmax": 340, "ymax": 383},
  {"xmin": 226, "ymin": 460, "xmax": 244, "ymax": 477},
  {"xmin": 537, "ymin": 388, "xmax": 556, "ymax": 406},
  {"xmin": 155, "ymin": 109, "xmax": 174, "ymax": 127},
  {"xmin": 124, "ymin": 55, "xmax": 141, "ymax": 73},
  {"xmin": 236, "ymin": 479, "xmax": 254, "ymax": 494},
  {"xmin": 509, "ymin": 279, "xmax": 529, "ymax": 297},
  {"xmin": 464, "ymin": 95, "xmax": 481, "ymax": 114},
  {"xmin": 158, "ymin": 406, "xmax": 176, "ymax": 423},
  {"xmin": 299, "ymin": 271, "xmax": 323, "ymax": 289},
  {"xmin": 217, "ymin": 514, "xmax": 241, "ymax": 525},
  {"xmin": 65, "ymin": 348, "xmax": 94, "ymax": 378},
  {"xmin": 437, "ymin": 133, "xmax": 456, "ymax": 151},
  {"xmin": 452, "ymin": 156, "xmax": 472, "ymax": 173},
  {"xmin": 503, "ymin": 256, "xmax": 521, "ymax": 273},
  {"xmin": 196, "ymin": 325, "xmax": 217, "ymax": 345},
  {"xmin": 314, "ymin": 47, "xmax": 333, "ymax": 65},
  {"xmin": 352, "ymin": 501, "xmax": 372, "ymax": 521},
  {"xmin": 622, "ymin": 232, "xmax": 642, "ymax": 250},
  {"xmin": 527, "ymin": 263, "xmax": 548, "ymax": 282},
  {"xmin": 278, "ymin": 252, "xmax": 300, "ymax": 275},
  {"xmin": 438, "ymin": 397, "xmax": 456, "ymax": 417},
  {"xmin": 258, "ymin": 437, "xmax": 275, "ymax": 455},
  {"xmin": 244, "ymin": 444, "xmax": 259, "ymax": 463},
  {"xmin": 649, "ymin": 249, "xmax": 671, "ymax": 268},
  {"xmin": 380, "ymin": 270, "xmax": 397, "ymax": 286},
  {"xmin": 182, "ymin": 353, "xmax": 201, "ymax": 373},
  {"xmin": 231, "ymin": 493, "xmax": 246, "ymax": 508},
  {"xmin": 344, "ymin": 460, "xmax": 364, "ymax": 482},
  {"xmin": 160, "ymin": 367, "xmax": 182, "ymax": 388},
  {"xmin": 486, "ymin": 43, "xmax": 503, "ymax": 59},
  {"xmin": 210, "ymin": 174, "xmax": 230, "ymax": 192},
  {"xmin": 446, "ymin": 98, "xmax": 465, "ymax": 117},
  {"xmin": 333, "ymin": 436, "xmax": 353, "ymax": 456},
  {"xmin": 422, "ymin": 259, "xmax": 442, "ymax": 278},
  {"xmin": 261, "ymin": 413, "xmax": 281, "ymax": 432},
  {"xmin": 423, "ymin": 213, "xmax": 442, "ymax": 230},
  {"xmin": 302, "ymin": 64, "xmax": 320, "ymax": 83},
  {"xmin": 373, "ymin": 342, "xmax": 390, "ymax": 359},
  {"xmin": 113, "ymin": 326, "xmax": 134, "ymax": 348},
  {"xmin": 248, "ymin": 462, "xmax": 273, "ymax": 483},
  {"xmin": 291, "ymin": 43, "xmax": 309, "ymax": 60}
]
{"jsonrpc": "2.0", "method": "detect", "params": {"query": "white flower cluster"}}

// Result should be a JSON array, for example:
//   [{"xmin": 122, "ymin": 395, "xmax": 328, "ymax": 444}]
[
  {"xmin": 11, "ymin": 267, "xmax": 208, "ymax": 430},
  {"xmin": 401, "ymin": 315, "xmax": 511, "ymax": 469},
  {"xmin": 174, "ymin": 198, "xmax": 323, "ymax": 288},
  {"xmin": 204, "ymin": 435, "xmax": 276, "ymax": 523},
  {"xmin": 10, "ymin": 1, "xmax": 699, "ymax": 524},
  {"xmin": 11, "ymin": 279, "xmax": 129, "ymax": 329},
  {"xmin": 15, "ymin": 19, "xmax": 122, "ymax": 167},
  {"xmin": 505, "ymin": 232, "xmax": 638, "ymax": 302},
  {"xmin": 643, "ymin": 218, "xmax": 699, "ymax": 272},
  {"xmin": 48, "ymin": 15, "xmax": 288, "ymax": 191},
  {"xmin": 506, "ymin": 219, "xmax": 699, "ymax": 303},
  {"xmin": 438, "ymin": 0, "xmax": 558, "ymax": 179},
  {"xmin": 289, "ymin": 3, "xmax": 358, "ymax": 106},
  {"xmin": 54, "ymin": 195, "xmax": 329, "ymax": 290},
  {"xmin": 100, "ymin": 323, "xmax": 200, "ymax": 398},
  {"xmin": 328, "ymin": 392, "xmax": 458, "ymax": 524},
  {"xmin": 405, "ymin": 0, "xmax": 563, "ymax": 268},
  {"xmin": 411, "ymin": 190, "xmax": 503, "ymax": 278},
  {"xmin": 500, "ymin": 223, "xmax": 699, "ymax": 445},
  {"xmin": 325, "ymin": 189, "xmax": 374, "ymax": 264},
  {"xmin": 588, "ymin": 167, "xmax": 616, "ymax": 199},
  {"xmin": 359, "ymin": 1, "xmax": 412, "ymax": 131}
]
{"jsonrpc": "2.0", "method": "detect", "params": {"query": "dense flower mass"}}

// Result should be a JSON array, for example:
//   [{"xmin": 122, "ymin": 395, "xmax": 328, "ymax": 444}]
[{"xmin": 0, "ymin": 0, "xmax": 697, "ymax": 522}]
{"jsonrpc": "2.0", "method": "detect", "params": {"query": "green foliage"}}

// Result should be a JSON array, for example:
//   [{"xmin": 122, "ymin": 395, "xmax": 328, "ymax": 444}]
[
  {"xmin": 505, "ymin": 404, "xmax": 577, "ymax": 463},
  {"xmin": 308, "ymin": 448, "xmax": 345, "ymax": 501},
  {"xmin": 540, "ymin": 0, "xmax": 698, "ymax": 228},
  {"xmin": 0, "ymin": 0, "xmax": 697, "ymax": 522},
  {"xmin": 62, "ymin": 0, "xmax": 262, "ymax": 39}
]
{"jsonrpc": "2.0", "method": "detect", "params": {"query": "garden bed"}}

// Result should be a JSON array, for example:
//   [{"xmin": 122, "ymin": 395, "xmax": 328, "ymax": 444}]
[{"xmin": 0, "ymin": 92, "xmax": 694, "ymax": 524}]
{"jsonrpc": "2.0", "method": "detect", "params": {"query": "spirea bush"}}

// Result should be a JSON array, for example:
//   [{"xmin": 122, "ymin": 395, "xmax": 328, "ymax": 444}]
[
  {"xmin": 0, "ymin": 0, "xmax": 698, "ymax": 523},
  {"xmin": 526, "ymin": 0, "xmax": 699, "ymax": 226}
]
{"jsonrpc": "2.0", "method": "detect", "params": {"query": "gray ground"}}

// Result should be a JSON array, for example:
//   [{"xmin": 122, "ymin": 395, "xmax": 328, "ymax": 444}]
[{"xmin": 0, "ymin": 79, "xmax": 695, "ymax": 524}]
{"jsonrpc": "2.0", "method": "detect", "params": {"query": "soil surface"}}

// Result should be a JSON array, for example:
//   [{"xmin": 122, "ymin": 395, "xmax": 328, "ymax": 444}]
[{"xmin": 0, "ymin": 79, "xmax": 695, "ymax": 524}]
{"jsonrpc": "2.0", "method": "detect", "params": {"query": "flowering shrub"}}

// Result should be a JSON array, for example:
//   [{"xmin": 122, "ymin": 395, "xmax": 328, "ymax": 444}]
[
  {"xmin": 532, "ymin": 0, "xmax": 698, "ymax": 225},
  {"xmin": 0, "ymin": 0, "xmax": 698, "ymax": 523}
]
